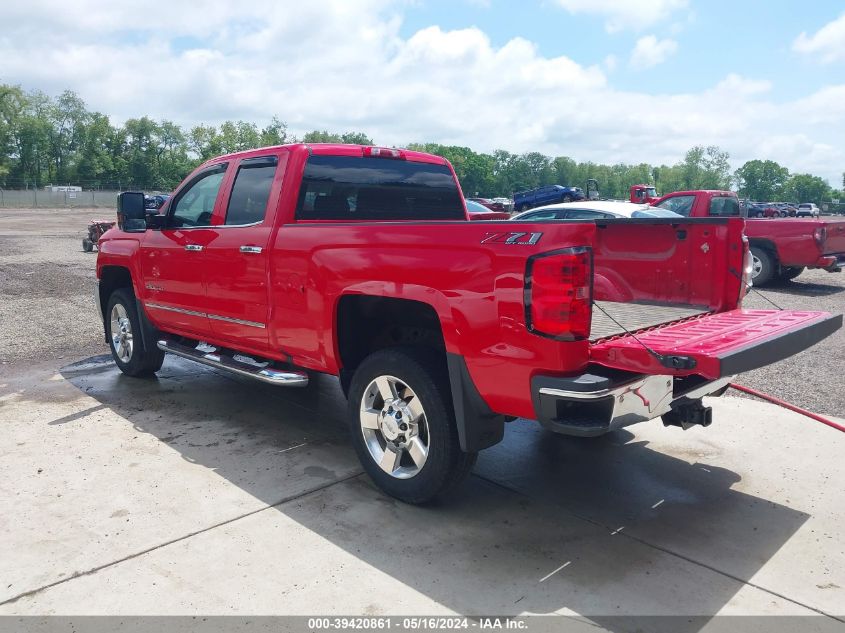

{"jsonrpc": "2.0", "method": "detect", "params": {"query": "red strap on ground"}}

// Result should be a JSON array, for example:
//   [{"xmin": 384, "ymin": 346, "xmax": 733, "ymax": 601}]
[{"xmin": 729, "ymin": 383, "xmax": 845, "ymax": 433}]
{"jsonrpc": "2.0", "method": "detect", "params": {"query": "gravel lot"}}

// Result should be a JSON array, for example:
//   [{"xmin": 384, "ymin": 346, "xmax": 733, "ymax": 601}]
[{"xmin": 1, "ymin": 207, "xmax": 842, "ymax": 416}]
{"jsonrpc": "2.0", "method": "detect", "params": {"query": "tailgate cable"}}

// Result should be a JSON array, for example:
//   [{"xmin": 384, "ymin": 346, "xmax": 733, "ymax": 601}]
[
  {"xmin": 728, "ymin": 267, "xmax": 783, "ymax": 310},
  {"xmin": 592, "ymin": 301, "xmax": 697, "ymax": 370}
]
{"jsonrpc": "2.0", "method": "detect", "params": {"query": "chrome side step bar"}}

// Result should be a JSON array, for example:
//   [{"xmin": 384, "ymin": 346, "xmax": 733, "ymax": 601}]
[{"xmin": 157, "ymin": 340, "xmax": 309, "ymax": 387}]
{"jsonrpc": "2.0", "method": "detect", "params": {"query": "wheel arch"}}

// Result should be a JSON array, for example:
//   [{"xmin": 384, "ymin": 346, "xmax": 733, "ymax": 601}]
[
  {"xmin": 748, "ymin": 237, "xmax": 779, "ymax": 262},
  {"xmin": 98, "ymin": 266, "xmax": 136, "ymax": 323},
  {"xmin": 335, "ymin": 293, "xmax": 505, "ymax": 452},
  {"xmin": 98, "ymin": 266, "xmax": 156, "ymax": 352}
]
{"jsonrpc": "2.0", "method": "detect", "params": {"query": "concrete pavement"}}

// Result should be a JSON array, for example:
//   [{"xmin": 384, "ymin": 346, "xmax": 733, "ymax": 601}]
[{"xmin": 1, "ymin": 355, "xmax": 843, "ymax": 621}]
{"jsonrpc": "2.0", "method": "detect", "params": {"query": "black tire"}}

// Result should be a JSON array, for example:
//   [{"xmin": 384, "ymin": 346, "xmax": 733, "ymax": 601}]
[
  {"xmin": 750, "ymin": 246, "xmax": 776, "ymax": 286},
  {"xmin": 105, "ymin": 288, "xmax": 165, "ymax": 377},
  {"xmin": 82, "ymin": 238, "xmax": 93, "ymax": 252},
  {"xmin": 562, "ymin": 195, "xmax": 573, "ymax": 203},
  {"xmin": 347, "ymin": 347, "xmax": 477, "ymax": 504},
  {"xmin": 779, "ymin": 266, "xmax": 805, "ymax": 281}
]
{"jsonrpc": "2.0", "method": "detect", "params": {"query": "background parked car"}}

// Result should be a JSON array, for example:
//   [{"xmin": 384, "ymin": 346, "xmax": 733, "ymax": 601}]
[
  {"xmin": 745, "ymin": 202, "xmax": 766, "ymax": 218},
  {"xmin": 763, "ymin": 203, "xmax": 781, "ymax": 218},
  {"xmin": 512, "ymin": 184, "xmax": 585, "ymax": 211},
  {"xmin": 144, "ymin": 193, "xmax": 170, "ymax": 210},
  {"xmin": 797, "ymin": 203, "xmax": 820, "ymax": 217},
  {"xmin": 467, "ymin": 197, "xmax": 508, "ymax": 212},
  {"xmin": 465, "ymin": 198, "xmax": 511, "ymax": 220},
  {"xmin": 511, "ymin": 200, "xmax": 683, "ymax": 221},
  {"xmin": 774, "ymin": 202, "xmax": 797, "ymax": 217},
  {"xmin": 491, "ymin": 196, "xmax": 514, "ymax": 212}
]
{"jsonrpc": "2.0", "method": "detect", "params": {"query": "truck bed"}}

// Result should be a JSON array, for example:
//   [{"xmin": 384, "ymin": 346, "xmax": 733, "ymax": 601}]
[{"xmin": 590, "ymin": 301, "xmax": 709, "ymax": 341}]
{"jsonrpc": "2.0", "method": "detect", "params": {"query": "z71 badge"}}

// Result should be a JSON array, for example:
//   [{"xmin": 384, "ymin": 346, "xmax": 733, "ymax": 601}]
[{"xmin": 480, "ymin": 231, "xmax": 543, "ymax": 245}]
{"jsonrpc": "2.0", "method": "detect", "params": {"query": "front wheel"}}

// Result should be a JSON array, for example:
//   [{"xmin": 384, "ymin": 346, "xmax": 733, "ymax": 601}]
[
  {"xmin": 106, "ymin": 288, "xmax": 165, "ymax": 377},
  {"xmin": 347, "ymin": 348, "xmax": 476, "ymax": 504}
]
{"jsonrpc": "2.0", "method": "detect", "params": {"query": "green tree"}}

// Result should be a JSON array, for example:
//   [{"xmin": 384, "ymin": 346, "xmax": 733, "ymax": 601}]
[
  {"xmin": 734, "ymin": 159, "xmax": 790, "ymax": 201},
  {"xmin": 75, "ymin": 112, "xmax": 115, "ymax": 186},
  {"xmin": 218, "ymin": 120, "xmax": 261, "ymax": 154},
  {"xmin": 0, "ymin": 84, "xmax": 26, "ymax": 185},
  {"xmin": 783, "ymin": 173, "xmax": 831, "ymax": 205},
  {"xmin": 340, "ymin": 131, "xmax": 373, "ymax": 145},
  {"xmin": 260, "ymin": 116, "xmax": 288, "ymax": 146},
  {"xmin": 678, "ymin": 145, "xmax": 731, "ymax": 190},
  {"xmin": 48, "ymin": 90, "xmax": 89, "ymax": 182},
  {"xmin": 123, "ymin": 117, "xmax": 160, "ymax": 187},
  {"xmin": 301, "ymin": 130, "xmax": 341, "ymax": 143},
  {"xmin": 188, "ymin": 124, "xmax": 221, "ymax": 161}
]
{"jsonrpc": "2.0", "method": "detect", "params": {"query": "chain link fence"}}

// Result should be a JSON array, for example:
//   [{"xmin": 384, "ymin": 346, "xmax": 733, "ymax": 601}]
[{"xmin": 0, "ymin": 189, "xmax": 124, "ymax": 208}]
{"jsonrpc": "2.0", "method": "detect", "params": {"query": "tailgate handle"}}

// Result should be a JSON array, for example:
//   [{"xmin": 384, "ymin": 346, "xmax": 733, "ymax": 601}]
[{"xmin": 658, "ymin": 354, "xmax": 697, "ymax": 370}]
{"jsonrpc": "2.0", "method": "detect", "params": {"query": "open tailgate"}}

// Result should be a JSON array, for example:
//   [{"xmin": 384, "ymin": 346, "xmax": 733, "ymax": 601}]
[{"xmin": 590, "ymin": 309, "xmax": 842, "ymax": 380}]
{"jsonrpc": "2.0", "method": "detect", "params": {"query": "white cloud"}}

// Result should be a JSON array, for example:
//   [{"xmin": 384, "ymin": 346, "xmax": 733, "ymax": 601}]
[
  {"xmin": 629, "ymin": 35, "xmax": 678, "ymax": 69},
  {"xmin": 0, "ymin": 1, "xmax": 842, "ymax": 185},
  {"xmin": 552, "ymin": 0, "xmax": 688, "ymax": 33},
  {"xmin": 793, "ymin": 12, "xmax": 845, "ymax": 63},
  {"xmin": 603, "ymin": 54, "xmax": 618, "ymax": 72}
]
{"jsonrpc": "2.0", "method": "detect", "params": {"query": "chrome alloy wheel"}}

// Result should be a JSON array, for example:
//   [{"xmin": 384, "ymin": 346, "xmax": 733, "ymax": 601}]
[
  {"xmin": 110, "ymin": 303, "xmax": 134, "ymax": 363},
  {"xmin": 751, "ymin": 252, "xmax": 763, "ymax": 280},
  {"xmin": 360, "ymin": 375, "xmax": 429, "ymax": 479}
]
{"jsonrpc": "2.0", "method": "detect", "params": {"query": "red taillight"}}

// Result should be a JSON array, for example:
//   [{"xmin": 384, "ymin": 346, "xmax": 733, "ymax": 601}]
[
  {"xmin": 525, "ymin": 247, "xmax": 592, "ymax": 340},
  {"xmin": 813, "ymin": 226, "xmax": 827, "ymax": 247},
  {"xmin": 362, "ymin": 146, "xmax": 405, "ymax": 159}
]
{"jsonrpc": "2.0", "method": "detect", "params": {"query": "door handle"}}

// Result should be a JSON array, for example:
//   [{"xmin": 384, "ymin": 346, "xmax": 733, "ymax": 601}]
[
  {"xmin": 240, "ymin": 245, "xmax": 263, "ymax": 254},
  {"xmin": 185, "ymin": 244, "xmax": 203, "ymax": 252}
]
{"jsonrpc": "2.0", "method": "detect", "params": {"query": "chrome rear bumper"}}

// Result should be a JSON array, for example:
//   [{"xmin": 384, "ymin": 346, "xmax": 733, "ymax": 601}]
[{"xmin": 532, "ymin": 372, "xmax": 733, "ymax": 436}]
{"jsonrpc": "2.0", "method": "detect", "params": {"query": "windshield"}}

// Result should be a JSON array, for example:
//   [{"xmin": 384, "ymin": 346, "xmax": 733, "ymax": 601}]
[{"xmin": 296, "ymin": 155, "xmax": 464, "ymax": 220}]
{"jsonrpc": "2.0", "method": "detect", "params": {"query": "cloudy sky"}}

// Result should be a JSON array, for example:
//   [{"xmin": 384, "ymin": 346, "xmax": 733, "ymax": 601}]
[{"xmin": 2, "ymin": 0, "xmax": 844, "ymax": 185}]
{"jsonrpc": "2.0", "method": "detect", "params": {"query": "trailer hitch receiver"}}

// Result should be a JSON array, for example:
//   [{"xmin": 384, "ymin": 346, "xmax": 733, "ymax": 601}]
[{"xmin": 662, "ymin": 401, "xmax": 712, "ymax": 430}]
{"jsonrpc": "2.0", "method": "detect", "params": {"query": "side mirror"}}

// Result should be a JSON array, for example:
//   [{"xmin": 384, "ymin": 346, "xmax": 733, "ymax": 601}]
[{"xmin": 117, "ymin": 192, "xmax": 147, "ymax": 232}]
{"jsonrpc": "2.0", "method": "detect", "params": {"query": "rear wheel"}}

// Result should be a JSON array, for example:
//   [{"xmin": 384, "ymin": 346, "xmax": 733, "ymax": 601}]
[
  {"xmin": 562, "ymin": 195, "xmax": 573, "ymax": 203},
  {"xmin": 106, "ymin": 288, "xmax": 165, "ymax": 377},
  {"xmin": 750, "ymin": 247, "xmax": 776, "ymax": 286},
  {"xmin": 347, "ymin": 347, "xmax": 476, "ymax": 504},
  {"xmin": 82, "ymin": 238, "xmax": 93, "ymax": 252}
]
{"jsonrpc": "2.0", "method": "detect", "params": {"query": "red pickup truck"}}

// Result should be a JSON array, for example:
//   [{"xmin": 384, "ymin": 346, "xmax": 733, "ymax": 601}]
[
  {"xmin": 95, "ymin": 144, "xmax": 841, "ymax": 503},
  {"xmin": 652, "ymin": 190, "xmax": 845, "ymax": 285}
]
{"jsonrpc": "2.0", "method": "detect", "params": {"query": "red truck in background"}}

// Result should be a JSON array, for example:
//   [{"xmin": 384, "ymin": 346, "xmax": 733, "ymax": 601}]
[
  {"xmin": 94, "ymin": 144, "xmax": 841, "ymax": 504},
  {"xmin": 630, "ymin": 184, "xmax": 660, "ymax": 204},
  {"xmin": 648, "ymin": 189, "xmax": 845, "ymax": 285}
]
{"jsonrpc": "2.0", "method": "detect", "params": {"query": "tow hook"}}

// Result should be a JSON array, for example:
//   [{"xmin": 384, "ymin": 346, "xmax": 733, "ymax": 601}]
[{"xmin": 662, "ymin": 401, "xmax": 712, "ymax": 430}]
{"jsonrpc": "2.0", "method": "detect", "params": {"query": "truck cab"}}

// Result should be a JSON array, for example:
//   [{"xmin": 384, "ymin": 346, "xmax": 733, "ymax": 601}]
[{"xmin": 629, "ymin": 184, "xmax": 660, "ymax": 204}]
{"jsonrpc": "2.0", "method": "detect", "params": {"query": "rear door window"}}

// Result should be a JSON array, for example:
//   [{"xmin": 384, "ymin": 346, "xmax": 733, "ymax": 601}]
[
  {"xmin": 295, "ymin": 155, "xmax": 464, "ymax": 221},
  {"xmin": 709, "ymin": 196, "xmax": 740, "ymax": 217},
  {"xmin": 656, "ymin": 195, "xmax": 695, "ymax": 217},
  {"xmin": 225, "ymin": 157, "xmax": 278, "ymax": 225}
]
